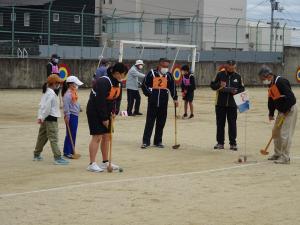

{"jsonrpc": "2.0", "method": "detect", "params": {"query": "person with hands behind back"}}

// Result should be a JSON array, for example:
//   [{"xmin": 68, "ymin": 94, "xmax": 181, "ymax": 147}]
[
  {"xmin": 141, "ymin": 58, "xmax": 178, "ymax": 149},
  {"xmin": 210, "ymin": 60, "xmax": 245, "ymax": 151},
  {"xmin": 258, "ymin": 65, "xmax": 297, "ymax": 164},
  {"xmin": 86, "ymin": 63, "xmax": 128, "ymax": 172}
]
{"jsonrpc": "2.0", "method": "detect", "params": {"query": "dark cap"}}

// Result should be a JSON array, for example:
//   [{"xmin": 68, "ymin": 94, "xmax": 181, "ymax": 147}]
[
  {"xmin": 258, "ymin": 65, "xmax": 272, "ymax": 77},
  {"xmin": 100, "ymin": 58, "xmax": 109, "ymax": 65},
  {"xmin": 226, "ymin": 60, "xmax": 236, "ymax": 65},
  {"xmin": 181, "ymin": 65, "xmax": 190, "ymax": 72},
  {"xmin": 51, "ymin": 53, "xmax": 60, "ymax": 59},
  {"xmin": 159, "ymin": 58, "xmax": 170, "ymax": 63}
]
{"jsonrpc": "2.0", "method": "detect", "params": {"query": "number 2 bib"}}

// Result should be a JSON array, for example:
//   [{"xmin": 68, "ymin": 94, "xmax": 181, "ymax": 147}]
[{"xmin": 152, "ymin": 76, "xmax": 167, "ymax": 89}]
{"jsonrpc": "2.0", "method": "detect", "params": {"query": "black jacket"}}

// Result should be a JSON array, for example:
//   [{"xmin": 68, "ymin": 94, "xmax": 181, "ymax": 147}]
[
  {"xmin": 268, "ymin": 75, "xmax": 296, "ymax": 116},
  {"xmin": 87, "ymin": 75, "xmax": 121, "ymax": 122},
  {"xmin": 46, "ymin": 61, "xmax": 59, "ymax": 77},
  {"xmin": 141, "ymin": 69, "xmax": 178, "ymax": 106},
  {"xmin": 210, "ymin": 70, "xmax": 245, "ymax": 107},
  {"xmin": 181, "ymin": 73, "xmax": 196, "ymax": 93}
]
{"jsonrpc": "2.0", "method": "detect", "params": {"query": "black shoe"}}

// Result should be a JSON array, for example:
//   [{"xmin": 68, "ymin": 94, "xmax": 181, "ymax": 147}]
[
  {"xmin": 182, "ymin": 113, "xmax": 188, "ymax": 119},
  {"xmin": 268, "ymin": 155, "xmax": 280, "ymax": 160},
  {"xmin": 188, "ymin": 114, "xmax": 194, "ymax": 119},
  {"xmin": 213, "ymin": 144, "xmax": 224, "ymax": 150},
  {"xmin": 230, "ymin": 145, "xmax": 238, "ymax": 151},
  {"xmin": 133, "ymin": 112, "xmax": 143, "ymax": 116},
  {"xmin": 141, "ymin": 143, "xmax": 149, "ymax": 149},
  {"xmin": 154, "ymin": 143, "xmax": 165, "ymax": 148},
  {"xmin": 128, "ymin": 113, "xmax": 135, "ymax": 116}
]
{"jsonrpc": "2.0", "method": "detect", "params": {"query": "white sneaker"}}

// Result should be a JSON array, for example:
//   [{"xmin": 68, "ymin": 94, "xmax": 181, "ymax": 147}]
[
  {"xmin": 87, "ymin": 162, "xmax": 104, "ymax": 172},
  {"xmin": 99, "ymin": 162, "xmax": 119, "ymax": 170}
]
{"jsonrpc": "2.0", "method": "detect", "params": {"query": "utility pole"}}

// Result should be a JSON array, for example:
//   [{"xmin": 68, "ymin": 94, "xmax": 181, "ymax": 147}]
[{"xmin": 270, "ymin": 0, "xmax": 279, "ymax": 52}]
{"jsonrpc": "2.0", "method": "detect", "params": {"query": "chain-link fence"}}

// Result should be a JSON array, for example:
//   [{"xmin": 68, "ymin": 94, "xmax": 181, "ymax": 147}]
[{"xmin": 0, "ymin": 6, "xmax": 295, "ymax": 61}]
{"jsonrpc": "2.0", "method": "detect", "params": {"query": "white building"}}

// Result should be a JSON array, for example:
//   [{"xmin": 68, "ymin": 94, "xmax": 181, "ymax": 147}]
[
  {"xmin": 95, "ymin": 0, "xmax": 248, "ymax": 51},
  {"xmin": 246, "ymin": 21, "xmax": 292, "ymax": 52}
]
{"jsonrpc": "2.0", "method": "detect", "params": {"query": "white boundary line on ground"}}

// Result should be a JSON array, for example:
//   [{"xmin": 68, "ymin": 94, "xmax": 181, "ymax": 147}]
[
  {"xmin": 1, "ymin": 157, "xmax": 299, "ymax": 199},
  {"xmin": 0, "ymin": 161, "xmax": 267, "ymax": 199}
]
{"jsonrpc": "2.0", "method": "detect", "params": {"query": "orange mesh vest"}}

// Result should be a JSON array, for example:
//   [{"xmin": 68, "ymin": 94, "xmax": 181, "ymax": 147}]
[
  {"xmin": 268, "ymin": 76, "xmax": 281, "ymax": 100},
  {"xmin": 102, "ymin": 76, "xmax": 121, "ymax": 100},
  {"xmin": 151, "ymin": 70, "xmax": 168, "ymax": 90}
]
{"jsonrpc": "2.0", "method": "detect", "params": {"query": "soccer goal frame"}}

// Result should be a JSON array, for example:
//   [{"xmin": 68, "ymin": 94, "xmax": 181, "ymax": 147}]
[{"xmin": 118, "ymin": 40, "xmax": 198, "ymax": 73}]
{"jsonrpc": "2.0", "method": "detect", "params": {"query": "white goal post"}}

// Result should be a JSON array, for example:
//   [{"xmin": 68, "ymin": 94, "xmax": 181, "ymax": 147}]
[{"xmin": 118, "ymin": 40, "xmax": 198, "ymax": 73}]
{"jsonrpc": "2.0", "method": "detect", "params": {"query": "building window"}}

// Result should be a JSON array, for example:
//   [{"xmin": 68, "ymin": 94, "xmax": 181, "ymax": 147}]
[
  {"xmin": 178, "ymin": 19, "xmax": 189, "ymax": 34},
  {"xmin": 155, "ymin": 19, "xmax": 162, "ymax": 34},
  {"xmin": 53, "ymin": 13, "xmax": 59, "ymax": 22},
  {"xmin": 11, "ymin": 13, "xmax": 16, "ymax": 21},
  {"xmin": 109, "ymin": 0, "xmax": 112, "ymax": 4},
  {"xmin": 245, "ymin": 33, "xmax": 249, "ymax": 39},
  {"xmin": 155, "ymin": 18, "xmax": 190, "ymax": 35},
  {"xmin": 280, "ymin": 35, "xmax": 283, "ymax": 41},
  {"xmin": 74, "ymin": 15, "xmax": 80, "ymax": 23},
  {"xmin": 103, "ymin": 0, "xmax": 106, "ymax": 4},
  {"xmin": 24, "ymin": 13, "xmax": 30, "ymax": 27},
  {"xmin": 0, "ymin": 13, "xmax": 3, "ymax": 26},
  {"xmin": 168, "ymin": 19, "xmax": 175, "ymax": 34},
  {"xmin": 104, "ymin": 18, "xmax": 138, "ymax": 33}
]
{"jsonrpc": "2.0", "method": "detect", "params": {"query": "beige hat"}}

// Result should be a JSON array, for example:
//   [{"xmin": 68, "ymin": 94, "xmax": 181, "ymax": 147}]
[{"xmin": 135, "ymin": 60, "xmax": 144, "ymax": 66}]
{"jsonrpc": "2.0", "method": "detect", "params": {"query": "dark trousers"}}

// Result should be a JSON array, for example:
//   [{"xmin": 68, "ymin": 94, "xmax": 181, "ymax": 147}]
[
  {"xmin": 127, "ymin": 89, "xmax": 141, "ymax": 115},
  {"xmin": 142, "ymin": 100, "xmax": 168, "ymax": 145},
  {"xmin": 215, "ymin": 106, "xmax": 237, "ymax": 145}
]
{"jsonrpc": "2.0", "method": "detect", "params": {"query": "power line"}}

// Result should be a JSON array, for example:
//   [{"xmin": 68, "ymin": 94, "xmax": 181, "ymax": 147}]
[{"xmin": 247, "ymin": 0, "xmax": 269, "ymax": 11}]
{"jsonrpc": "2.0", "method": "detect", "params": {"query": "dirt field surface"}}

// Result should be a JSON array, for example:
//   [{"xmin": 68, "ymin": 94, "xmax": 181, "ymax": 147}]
[{"xmin": 0, "ymin": 87, "xmax": 299, "ymax": 225}]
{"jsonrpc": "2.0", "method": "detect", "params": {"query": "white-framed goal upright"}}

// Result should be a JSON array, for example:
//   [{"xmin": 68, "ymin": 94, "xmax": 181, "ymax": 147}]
[{"xmin": 118, "ymin": 40, "xmax": 197, "ymax": 73}]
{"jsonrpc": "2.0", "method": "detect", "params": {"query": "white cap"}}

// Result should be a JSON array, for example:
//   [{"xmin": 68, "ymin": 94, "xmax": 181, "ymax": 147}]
[
  {"xmin": 135, "ymin": 60, "xmax": 144, "ymax": 66},
  {"xmin": 66, "ymin": 76, "xmax": 84, "ymax": 86}
]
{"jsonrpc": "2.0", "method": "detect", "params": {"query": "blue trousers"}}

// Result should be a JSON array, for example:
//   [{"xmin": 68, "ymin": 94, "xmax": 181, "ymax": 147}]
[{"xmin": 63, "ymin": 114, "xmax": 78, "ymax": 155}]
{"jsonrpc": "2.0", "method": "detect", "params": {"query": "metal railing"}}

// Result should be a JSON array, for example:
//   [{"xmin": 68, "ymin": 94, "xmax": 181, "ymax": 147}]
[{"xmin": 0, "ymin": 6, "xmax": 296, "ymax": 61}]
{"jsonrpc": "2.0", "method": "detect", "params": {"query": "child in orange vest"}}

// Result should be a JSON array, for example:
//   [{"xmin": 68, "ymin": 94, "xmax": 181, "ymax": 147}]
[
  {"xmin": 62, "ymin": 76, "xmax": 84, "ymax": 159},
  {"xmin": 86, "ymin": 63, "xmax": 128, "ymax": 172}
]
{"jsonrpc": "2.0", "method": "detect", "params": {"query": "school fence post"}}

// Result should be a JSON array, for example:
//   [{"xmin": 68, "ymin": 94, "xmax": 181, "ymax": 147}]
[
  {"xmin": 81, "ymin": 5, "xmax": 86, "ymax": 59},
  {"xmin": 11, "ymin": 5, "xmax": 15, "ymax": 56},
  {"xmin": 47, "ymin": 1, "xmax": 53, "ymax": 57},
  {"xmin": 235, "ymin": 18, "xmax": 241, "ymax": 61}
]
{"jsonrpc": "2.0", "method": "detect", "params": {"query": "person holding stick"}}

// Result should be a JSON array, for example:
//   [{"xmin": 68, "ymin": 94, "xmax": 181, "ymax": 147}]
[
  {"xmin": 86, "ymin": 63, "xmax": 128, "ymax": 172},
  {"xmin": 141, "ymin": 58, "xmax": 178, "ymax": 149},
  {"xmin": 62, "ymin": 76, "xmax": 84, "ymax": 159},
  {"xmin": 258, "ymin": 65, "xmax": 297, "ymax": 164}
]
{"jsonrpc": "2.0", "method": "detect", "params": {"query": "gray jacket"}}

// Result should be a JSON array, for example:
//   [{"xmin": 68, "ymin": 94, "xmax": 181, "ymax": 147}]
[
  {"xmin": 126, "ymin": 65, "xmax": 145, "ymax": 90},
  {"xmin": 63, "ymin": 90, "xmax": 80, "ymax": 119}
]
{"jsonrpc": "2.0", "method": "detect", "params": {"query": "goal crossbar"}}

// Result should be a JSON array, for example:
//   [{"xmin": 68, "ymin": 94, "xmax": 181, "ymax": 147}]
[{"xmin": 118, "ymin": 40, "xmax": 197, "ymax": 73}]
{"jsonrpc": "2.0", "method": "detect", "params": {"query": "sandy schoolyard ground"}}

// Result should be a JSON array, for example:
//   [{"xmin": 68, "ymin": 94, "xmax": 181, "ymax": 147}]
[{"xmin": 0, "ymin": 87, "xmax": 299, "ymax": 225}]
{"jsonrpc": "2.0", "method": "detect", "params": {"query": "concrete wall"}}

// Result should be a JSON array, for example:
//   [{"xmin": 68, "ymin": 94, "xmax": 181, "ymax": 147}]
[
  {"xmin": 283, "ymin": 46, "xmax": 300, "ymax": 85},
  {"xmin": 0, "ymin": 58, "xmax": 285, "ymax": 89}
]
